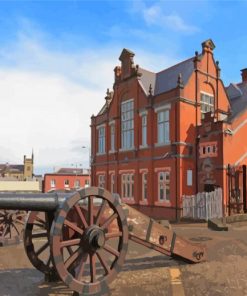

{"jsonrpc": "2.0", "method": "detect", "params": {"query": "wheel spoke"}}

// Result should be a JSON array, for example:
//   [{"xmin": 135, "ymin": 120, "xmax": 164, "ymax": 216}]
[
  {"xmin": 64, "ymin": 219, "xmax": 83, "ymax": 235},
  {"xmin": 36, "ymin": 241, "xmax": 49, "ymax": 256},
  {"xmin": 15, "ymin": 219, "xmax": 25, "ymax": 226},
  {"xmin": 11, "ymin": 223, "xmax": 20, "ymax": 235},
  {"xmin": 95, "ymin": 200, "xmax": 107, "ymax": 226},
  {"xmin": 103, "ymin": 244, "xmax": 120, "ymax": 258},
  {"xmin": 105, "ymin": 231, "xmax": 122, "ymax": 240},
  {"xmin": 96, "ymin": 251, "xmax": 110, "ymax": 275},
  {"xmin": 88, "ymin": 196, "xmax": 94, "ymax": 226},
  {"xmin": 100, "ymin": 213, "xmax": 118, "ymax": 230},
  {"xmin": 74, "ymin": 205, "xmax": 88, "ymax": 229},
  {"xmin": 60, "ymin": 238, "xmax": 81, "ymax": 248},
  {"xmin": 1, "ymin": 225, "xmax": 8, "ymax": 237},
  {"xmin": 46, "ymin": 254, "xmax": 52, "ymax": 267},
  {"xmin": 32, "ymin": 222, "xmax": 44, "ymax": 229},
  {"xmin": 35, "ymin": 217, "xmax": 46, "ymax": 225},
  {"xmin": 67, "ymin": 246, "xmax": 73, "ymax": 256},
  {"xmin": 76, "ymin": 252, "xmax": 88, "ymax": 280},
  {"xmin": 31, "ymin": 232, "xmax": 48, "ymax": 239},
  {"xmin": 90, "ymin": 254, "xmax": 96, "ymax": 283},
  {"xmin": 65, "ymin": 250, "xmax": 80, "ymax": 269}
]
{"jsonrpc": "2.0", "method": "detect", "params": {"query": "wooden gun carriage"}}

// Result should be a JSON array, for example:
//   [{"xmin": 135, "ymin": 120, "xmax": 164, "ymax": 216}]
[{"xmin": 0, "ymin": 187, "xmax": 206, "ymax": 295}]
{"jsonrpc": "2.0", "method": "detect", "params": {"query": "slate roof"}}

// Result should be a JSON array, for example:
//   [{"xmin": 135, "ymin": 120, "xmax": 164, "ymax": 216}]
[
  {"xmin": 55, "ymin": 168, "xmax": 90, "ymax": 175},
  {"xmin": 226, "ymin": 82, "xmax": 247, "ymax": 121},
  {"xmin": 139, "ymin": 57, "xmax": 196, "ymax": 96},
  {"xmin": 0, "ymin": 164, "xmax": 24, "ymax": 173}
]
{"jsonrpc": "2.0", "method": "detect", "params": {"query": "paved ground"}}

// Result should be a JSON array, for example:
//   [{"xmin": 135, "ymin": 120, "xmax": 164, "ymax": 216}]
[{"xmin": 1, "ymin": 222, "xmax": 247, "ymax": 296}]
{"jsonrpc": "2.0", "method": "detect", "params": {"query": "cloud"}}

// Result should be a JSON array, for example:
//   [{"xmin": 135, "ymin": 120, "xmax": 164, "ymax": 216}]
[
  {"xmin": 142, "ymin": 3, "xmax": 199, "ymax": 34},
  {"xmin": 0, "ymin": 19, "xmax": 182, "ymax": 174}
]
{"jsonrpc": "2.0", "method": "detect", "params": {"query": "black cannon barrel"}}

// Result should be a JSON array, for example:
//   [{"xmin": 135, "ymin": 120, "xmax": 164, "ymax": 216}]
[{"xmin": 0, "ymin": 192, "xmax": 75, "ymax": 211}]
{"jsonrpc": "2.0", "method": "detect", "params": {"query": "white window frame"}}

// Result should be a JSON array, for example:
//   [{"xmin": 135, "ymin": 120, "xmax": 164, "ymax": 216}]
[
  {"xmin": 121, "ymin": 99, "xmax": 134, "ymax": 150},
  {"xmin": 142, "ymin": 172, "xmax": 148, "ymax": 200},
  {"xmin": 110, "ymin": 173, "xmax": 115, "ymax": 193},
  {"xmin": 97, "ymin": 125, "xmax": 105, "ymax": 154},
  {"xmin": 64, "ymin": 179, "xmax": 70, "ymax": 188},
  {"xmin": 98, "ymin": 174, "xmax": 105, "ymax": 188},
  {"xmin": 156, "ymin": 109, "xmax": 170, "ymax": 145},
  {"xmin": 121, "ymin": 173, "xmax": 134, "ymax": 198},
  {"xmin": 74, "ymin": 179, "xmax": 80, "ymax": 188},
  {"xmin": 200, "ymin": 92, "xmax": 214, "ymax": 119},
  {"xmin": 141, "ymin": 114, "xmax": 147, "ymax": 147},
  {"xmin": 158, "ymin": 171, "xmax": 170, "ymax": 201},
  {"xmin": 187, "ymin": 170, "xmax": 193, "ymax": 186},
  {"xmin": 110, "ymin": 123, "xmax": 115, "ymax": 152},
  {"xmin": 50, "ymin": 179, "xmax": 56, "ymax": 188}
]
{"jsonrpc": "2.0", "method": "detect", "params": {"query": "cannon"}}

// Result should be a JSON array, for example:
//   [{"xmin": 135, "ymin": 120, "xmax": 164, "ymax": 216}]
[{"xmin": 0, "ymin": 187, "xmax": 206, "ymax": 295}]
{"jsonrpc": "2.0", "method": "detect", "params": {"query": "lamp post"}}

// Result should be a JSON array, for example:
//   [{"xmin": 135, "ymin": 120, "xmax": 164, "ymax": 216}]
[{"xmin": 82, "ymin": 146, "xmax": 91, "ymax": 186}]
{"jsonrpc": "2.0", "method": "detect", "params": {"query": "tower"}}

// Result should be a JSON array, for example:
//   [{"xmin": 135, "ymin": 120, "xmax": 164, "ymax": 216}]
[{"xmin": 24, "ymin": 151, "xmax": 34, "ymax": 180}]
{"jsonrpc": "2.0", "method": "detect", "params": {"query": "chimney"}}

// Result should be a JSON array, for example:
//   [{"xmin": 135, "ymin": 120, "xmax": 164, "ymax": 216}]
[{"xmin": 241, "ymin": 68, "xmax": 247, "ymax": 82}]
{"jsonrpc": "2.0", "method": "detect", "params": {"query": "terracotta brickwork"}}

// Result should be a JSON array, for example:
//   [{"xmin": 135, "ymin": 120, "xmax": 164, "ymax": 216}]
[{"xmin": 91, "ymin": 39, "xmax": 247, "ymax": 220}]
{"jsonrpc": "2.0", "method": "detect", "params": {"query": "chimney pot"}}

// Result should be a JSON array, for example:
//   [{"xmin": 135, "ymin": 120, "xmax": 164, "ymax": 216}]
[{"xmin": 241, "ymin": 68, "xmax": 247, "ymax": 82}]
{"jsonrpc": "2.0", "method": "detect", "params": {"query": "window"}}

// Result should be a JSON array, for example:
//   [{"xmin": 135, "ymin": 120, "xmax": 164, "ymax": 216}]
[
  {"xmin": 142, "ymin": 172, "xmax": 148, "ymax": 200},
  {"xmin": 74, "ymin": 179, "xmax": 80, "ymax": 188},
  {"xmin": 98, "ymin": 175, "xmax": 105, "ymax": 188},
  {"xmin": 142, "ymin": 115, "xmax": 147, "ymax": 146},
  {"xmin": 157, "ymin": 110, "xmax": 169, "ymax": 144},
  {"xmin": 110, "ymin": 124, "xmax": 115, "ymax": 151},
  {"xmin": 98, "ymin": 126, "xmax": 105, "ymax": 154},
  {"xmin": 110, "ymin": 173, "xmax": 115, "ymax": 193},
  {"xmin": 158, "ymin": 172, "xmax": 170, "ymax": 201},
  {"xmin": 64, "ymin": 179, "xmax": 69, "ymax": 187},
  {"xmin": 85, "ymin": 179, "xmax": 90, "ymax": 187},
  {"xmin": 121, "ymin": 173, "xmax": 134, "ymax": 198},
  {"xmin": 200, "ymin": 93, "xmax": 214, "ymax": 119},
  {"xmin": 50, "ymin": 179, "xmax": 56, "ymax": 188},
  {"xmin": 187, "ymin": 170, "xmax": 193, "ymax": 186},
  {"xmin": 121, "ymin": 100, "xmax": 134, "ymax": 149}
]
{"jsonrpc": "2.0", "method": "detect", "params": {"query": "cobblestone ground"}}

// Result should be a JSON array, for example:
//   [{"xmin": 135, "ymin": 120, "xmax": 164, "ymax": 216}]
[{"xmin": 1, "ymin": 222, "xmax": 247, "ymax": 296}]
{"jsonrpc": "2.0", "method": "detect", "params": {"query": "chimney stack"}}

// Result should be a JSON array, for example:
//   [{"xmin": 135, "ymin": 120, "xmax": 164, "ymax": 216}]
[{"xmin": 241, "ymin": 68, "xmax": 247, "ymax": 83}]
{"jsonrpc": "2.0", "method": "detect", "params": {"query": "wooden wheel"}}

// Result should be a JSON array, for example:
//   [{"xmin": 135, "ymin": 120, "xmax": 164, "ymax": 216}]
[
  {"xmin": 24, "ymin": 211, "xmax": 56, "ymax": 277},
  {"xmin": 50, "ymin": 187, "xmax": 128, "ymax": 295},
  {"xmin": 0, "ymin": 210, "xmax": 26, "ymax": 245}
]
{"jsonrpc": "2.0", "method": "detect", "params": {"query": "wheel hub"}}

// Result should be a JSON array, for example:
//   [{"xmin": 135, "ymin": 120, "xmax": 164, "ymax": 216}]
[{"xmin": 82, "ymin": 226, "xmax": 105, "ymax": 252}]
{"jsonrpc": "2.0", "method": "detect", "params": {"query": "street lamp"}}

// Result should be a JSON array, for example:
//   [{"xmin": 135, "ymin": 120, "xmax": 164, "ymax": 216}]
[{"xmin": 82, "ymin": 146, "xmax": 91, "ymax": 186}]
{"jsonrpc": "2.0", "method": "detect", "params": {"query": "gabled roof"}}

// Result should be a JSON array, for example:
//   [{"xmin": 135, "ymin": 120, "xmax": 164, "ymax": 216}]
[
  {"xmin": 226, "ymin": 82, "xmax": 247, "ymax": 120},
  {"xmin": 139, "ymin": 57, "xmax": 196, "ymax": 96}
]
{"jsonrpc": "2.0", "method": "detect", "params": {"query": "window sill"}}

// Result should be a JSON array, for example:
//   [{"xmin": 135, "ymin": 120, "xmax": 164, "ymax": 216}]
[
  {"xmin": 154, "ymin": 201, "xmax": 171, "ymax": 207},
  {"xmin": 96, "ymin": 152, "xmax": 106, "ymax": 156},
  {"xmin": 109, "ymin": 150, "xmax": 116, "ymax": 154},
  {"xmin": 119, "ymin": 147, "xmax": 135, "ymax": 152},
  {"xmin": 155, "ymin": 142, "xmax": 170, "ymax": 147},
  {"xmin": 122, "ymin": 198, "xmax": 135, "ymax": 204},
  {"xmin": 139, "ymin": 145, "xmax": 149, "ymax": 150},
  {"xmin": 139, "ymin": 200, "xmax": 148, "ymax": 205}
]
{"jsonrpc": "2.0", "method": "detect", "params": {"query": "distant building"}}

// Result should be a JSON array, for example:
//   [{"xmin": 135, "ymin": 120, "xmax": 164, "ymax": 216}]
[
  {"xmin": 0, "ymin": 152, "xmax": 34, "ymax": 181},
  {"xmin": 43, "ymin": 168, "xmax": 90, "ymax": 193},
  {"xmin": 0, "ymin": 180, "xmax": 40, "ymax": 192}
]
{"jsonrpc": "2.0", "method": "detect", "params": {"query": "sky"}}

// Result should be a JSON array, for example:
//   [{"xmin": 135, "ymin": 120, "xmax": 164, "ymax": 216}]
[{"xmin": 0, "ymin": 0, "xmax": 247, "ymax": 175}]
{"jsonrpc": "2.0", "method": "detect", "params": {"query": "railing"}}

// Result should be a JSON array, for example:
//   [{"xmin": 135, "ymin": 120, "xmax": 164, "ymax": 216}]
[{"xmin": 182, "ymin": 188, "xmax": 223, "ymax": 220}]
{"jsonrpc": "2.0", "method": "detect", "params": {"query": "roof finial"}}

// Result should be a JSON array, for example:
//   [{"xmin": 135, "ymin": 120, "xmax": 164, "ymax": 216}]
[{"xmin": 177, "ymin": 73, "xmax": 184, "ymax": 89}]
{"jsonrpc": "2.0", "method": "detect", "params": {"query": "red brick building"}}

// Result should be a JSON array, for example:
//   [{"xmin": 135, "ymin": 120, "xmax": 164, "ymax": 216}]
[
  {"xmin": 44, "ymin": 168, "xmax": 90, "ymax": 192},
  {"xmin": 91, "ymin": 39, "xmax": 247, "ymax": 220}
]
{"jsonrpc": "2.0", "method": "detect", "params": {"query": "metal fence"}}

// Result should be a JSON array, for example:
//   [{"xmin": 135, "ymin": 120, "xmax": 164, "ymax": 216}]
[{"xmin": 182, "ymin": 188, "xmax": 223, "ymax": 220}]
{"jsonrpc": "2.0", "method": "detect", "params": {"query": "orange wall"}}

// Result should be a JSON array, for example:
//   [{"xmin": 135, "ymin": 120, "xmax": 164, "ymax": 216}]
[{"xmin": 44, "ymin": 174, "xmax": 90, "ymax": 192}]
